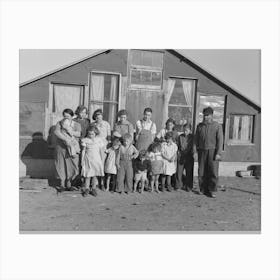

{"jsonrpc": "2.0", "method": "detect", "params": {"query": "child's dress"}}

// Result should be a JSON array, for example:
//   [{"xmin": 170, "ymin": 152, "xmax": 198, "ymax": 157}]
[
  {"xmin": 149, "ymin": 151, "xmax": 163, "ymax": 175},
  {"xmin": 161, "ymin": 142, "xmax": 178, "ymax": 175},
  {"xmin": 104, "ymin": 147, "xmax": 118, "ymax": 175},
  {"xmin": 81, "ymin": 137, "xmax": 104, "ymax": 177}
]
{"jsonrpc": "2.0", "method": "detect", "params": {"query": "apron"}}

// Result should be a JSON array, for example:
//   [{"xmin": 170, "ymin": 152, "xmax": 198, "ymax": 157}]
[{"xmin": 136, "ymin": 120, "xmax": 154, "ymax": 151}]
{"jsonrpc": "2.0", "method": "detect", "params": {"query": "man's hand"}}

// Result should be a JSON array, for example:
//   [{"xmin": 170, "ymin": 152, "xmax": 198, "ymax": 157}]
[{"xmin": 215, "ymin": 154, "xmax": 222, "ymax": 161}]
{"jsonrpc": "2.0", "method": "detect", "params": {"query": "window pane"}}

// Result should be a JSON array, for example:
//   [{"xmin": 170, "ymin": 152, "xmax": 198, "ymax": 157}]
[
  {"xmin": 229, "ymin": 115, "xmax": 253, "ymax": 142},
  {"xmin": 141, "ymin": 70, "xmax": 152, "ymax": 85},
  {"xmin": 169, "ymin": 79, "xmax": 190, "ymax": 105},
  {"xmin": 131, "ymin": 69, "xmax": 162, "ymax": 88},
  {"xmin": 103, "ymin": 74, "xmax": 119, "ymax": 102},
  {"xmin": 198, "ymin": 94, "xmax": 225, "ymax": 124},
  {"xmin": 103, "ymin": 102, "xmax": 118, "ymax": 128},
  {"xmin": 131, "ymin": 50, "xmax": 163, "ymax": 68},
  {"xmin": 131, "ymin": 69, "xmax": 141, "ymax": 84},
  {"xmin": 168, "ymin": 106, "xmax": 192, "ymax": 128}
]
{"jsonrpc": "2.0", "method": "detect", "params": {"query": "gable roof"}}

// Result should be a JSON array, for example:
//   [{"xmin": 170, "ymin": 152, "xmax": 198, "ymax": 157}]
[{"xmin": 20, "ymin": 49, "xmax": 260, "ymax": 112}]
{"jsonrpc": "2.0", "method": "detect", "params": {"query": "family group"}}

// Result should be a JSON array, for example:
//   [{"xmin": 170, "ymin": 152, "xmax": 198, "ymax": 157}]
[{"xmin": 53, "ymin": 105, "xmax": 223, "ymax": 198}]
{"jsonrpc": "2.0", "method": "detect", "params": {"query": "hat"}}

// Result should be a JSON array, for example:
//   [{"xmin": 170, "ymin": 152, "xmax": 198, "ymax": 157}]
[
  {"xmin": 112, "ymin": 131, "xmax": 122, "ymax": 138},
  {"xmin": 203, "ymin": 106, "xmax": 214, "ymax": 116}
]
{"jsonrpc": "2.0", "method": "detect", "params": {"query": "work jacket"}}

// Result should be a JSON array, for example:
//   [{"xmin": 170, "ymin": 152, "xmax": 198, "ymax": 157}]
[{"xmin": 194, "ymin": 121, "xmax": 223, "ymax": 155}]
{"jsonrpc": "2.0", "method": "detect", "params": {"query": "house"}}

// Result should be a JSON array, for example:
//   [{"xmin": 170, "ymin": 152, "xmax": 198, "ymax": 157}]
[{"xmin": 19, "ymin": 49, "xmax": 261, "ymax": 178}]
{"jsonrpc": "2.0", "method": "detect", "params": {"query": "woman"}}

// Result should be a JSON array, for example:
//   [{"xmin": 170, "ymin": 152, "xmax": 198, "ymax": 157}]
[
  {"xmin": 135, "ymin": 107, "xmax": 156, "ymax": 152},
  {"xmin": 54, "ymin": 108, "xmax": 81, "ymax": 191},
  {"xmin": 73, "ymin": 105, "xmax": 90, "ymax": 139},
  {"xmin": 113, "ymin": 109, "xmax": 134, "ymax": 140},
  {"xmin": 90, "ymin": 109, "xmax": 111, "ymax": 190},
  {"xmin": 156, "ymin": 118, "xmax": 178, "ymax": 142}
]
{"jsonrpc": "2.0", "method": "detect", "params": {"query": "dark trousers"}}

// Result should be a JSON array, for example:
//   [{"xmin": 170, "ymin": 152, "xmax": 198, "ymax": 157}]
[
  {"xmin": 116, "ymin": 160, "xmax": 133, "ymax": 192},
  {"xmin": 176, "ymin": 154, "xmax": 194, "ymax": 190},
  {"xmin": 198, "ymin": 149, "xmax": 219, "ymax": 193}
]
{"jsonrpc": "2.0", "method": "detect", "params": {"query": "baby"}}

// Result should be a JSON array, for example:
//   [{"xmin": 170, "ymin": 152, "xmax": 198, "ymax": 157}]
[{"xmin": 60, "ymin": 118, "xmax": 80, "ymax": 157}]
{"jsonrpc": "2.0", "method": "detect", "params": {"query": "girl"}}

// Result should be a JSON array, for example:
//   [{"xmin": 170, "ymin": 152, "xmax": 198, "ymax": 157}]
[
  {"xmin": 81, "ymin": 126, "xmax": 105, "ymax": 197},
  {"xmin": 104, "ymin": 137, "xmax": 121, "ymax": 192},
  {"xmin": 161, "ymin": 131, "xmax": 178, "ymax": 192},
  {"xmin": 149, "ymin": 142, "xmax": 163, "ymax": 193},
  {"xmin": 156, "ymin": 118, "xmax": 178, "ymax": 142}
]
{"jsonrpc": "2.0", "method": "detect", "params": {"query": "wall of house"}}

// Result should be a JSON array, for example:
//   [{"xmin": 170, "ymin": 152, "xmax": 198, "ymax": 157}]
[{"xmin": 20, "ymin": 49, "xmax": 261, "ymax": 179}]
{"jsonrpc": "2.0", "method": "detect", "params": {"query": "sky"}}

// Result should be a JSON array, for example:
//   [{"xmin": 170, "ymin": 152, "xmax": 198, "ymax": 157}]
[{"xmin": 19, "ymin": 49, "xmax": 260, "ymax": 105}]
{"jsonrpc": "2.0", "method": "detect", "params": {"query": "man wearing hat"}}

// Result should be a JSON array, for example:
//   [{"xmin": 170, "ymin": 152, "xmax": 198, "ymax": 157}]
[{"xmin": 194, "ymin": 106, "xmax": 223, "ymax": 198}]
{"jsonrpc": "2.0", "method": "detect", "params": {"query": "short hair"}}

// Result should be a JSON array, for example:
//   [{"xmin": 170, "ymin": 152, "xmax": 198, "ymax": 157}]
[
  {"xmin": 87, "ymin": 125, "xmax": 100, "ymax": 135},
  {"xmin": 139, "ymin": 149, "xmax": 147, "ymax": 157},
  {"xmin": 92, "ymin": 109, "xmax": 103, "ymax": 120},
  {"xmin": 203, "ymin": 106, "xmax": 214, "ymax": 116},
  {"xmin": 122, "ymin": 133, "xmax": 132, "ymax": 140},
  {"xmin": 183, "ymin": 123, "xmax": 192, "ymax": 130},
  {"xmin": 165, "ymin": 118, "xmax": 176, "ymax": 127},
  {"xmin": 75, "ymin": 105, "xmax": 88, "ymax": 116},
  {"xmin": 144, "ymin": 107, "xmax": 152, "ymax": 114},
  {"xmin": 165, "ymin": 131, "xmax": 174, "ymax": 140},
  {"xmin": 62, "ymin": 108, "xmax": 74, "ymax": 117},
  {"xmin": 117, "ymin": 109, "xmax": 128, "ymax": 117}
]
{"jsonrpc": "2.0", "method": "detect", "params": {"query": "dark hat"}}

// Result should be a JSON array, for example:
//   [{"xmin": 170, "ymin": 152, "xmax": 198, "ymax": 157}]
[{"xmin": 203, "ymin": 107, "xmax": 214, "ymax": 116}]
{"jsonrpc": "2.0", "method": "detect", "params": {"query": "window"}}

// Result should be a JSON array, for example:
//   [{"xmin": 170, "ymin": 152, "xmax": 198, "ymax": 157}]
[
  {"xmin": 52, "ymin": 83, "xmax": 84, "ymax": 113},
  {"xmin": 89, "ymin": 72, "xmax": 119, "ymax": 128},
  {"xmin": 129, "ymin": 50, "xmax": 164, "ymax": 90},
  {"xmin": 198, "ymin": 94, "xmax": 225, "ymax": 125},
  {"xmin": 229, "ymin": 114, "xmax": 254, "ymax": 144},
  {"xmin": 168, "ymin": 78, "xmax": 195, "ymax": 131}
]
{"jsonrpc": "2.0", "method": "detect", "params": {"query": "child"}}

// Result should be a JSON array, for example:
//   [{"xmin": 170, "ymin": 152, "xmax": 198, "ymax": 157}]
[
  {"xmin": 104, "ymin": 137, "xmax": 121, "ymax": 192},
  {"xmin": 116, "ymin": 133, "xmax": 139, "ymax": 194},
  {"xmin": 176, "ymin": 123, "xmax": 194, "ymax": 191},
  {"xmin": 60, "ymin": 118, "xmax": 80, "ymax": 157},
  {"xmin": 80, "ymin": 126, "xmax": 104, "ymax": 197},
  {"xmin": 161, "ymin": 131, "xmax": 178, "ymax": 192},
  {"xmin": 149, "ymin": 142, "xmax": 163, "ymax": 193},
  {"xmin": 133, "ymin": 150, "xmax": 151, "ymax": 193}
]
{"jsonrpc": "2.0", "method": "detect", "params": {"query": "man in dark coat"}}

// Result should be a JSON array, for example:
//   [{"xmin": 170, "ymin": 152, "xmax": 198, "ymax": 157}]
[{"xmin": 194, "ymin": 107, "xmax": 223, "ymax": 198}]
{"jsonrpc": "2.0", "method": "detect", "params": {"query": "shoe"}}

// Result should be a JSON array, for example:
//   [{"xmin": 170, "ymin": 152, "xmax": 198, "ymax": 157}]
[
  {"xmin": 209, "ymin": 192, "xmax": 216, "ymax": 198},
  {"xmin": 166, "ymin": 186, "xmax": 172, "ymax": 192},
  {"xmin": 56, "ymin": 186, "xmax": 65, "ymax": 193},
  {"xmin": 66, "ymin": 186, "xmax": 75, "ymax": 191},
  {"xmin": 82, "ymin": 189, "xmax": 90, "ymax": 197},
  {"xmin": 90, "ymin": 189, "xmax": 98, "ymax": 197}
]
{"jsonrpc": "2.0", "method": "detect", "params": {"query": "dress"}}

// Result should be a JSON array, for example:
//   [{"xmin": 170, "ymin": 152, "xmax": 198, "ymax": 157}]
[
  {"xmin": 161, "ymin": 142, "xmax": 178, "ymax": 175},
  {"xmin": 104, "ymin": 147, "xmax": 118, "ymax": 175},
  {"xmin": 149, "ymin": 151, "xmax": 163, "ymax": 175},
  {"xmin": 81, "ymin": 137, "xmax": 104, "ymax": 177}
]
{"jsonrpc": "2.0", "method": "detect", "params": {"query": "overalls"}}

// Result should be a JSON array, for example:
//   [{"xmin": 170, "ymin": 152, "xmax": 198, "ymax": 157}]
[
  {"xmin": 136, "ymin": 120, "xmax": 154, "ymax": 151},
  {"xmin": 116, "ymin": 145, "xmax": 134, "ymax": 192}
]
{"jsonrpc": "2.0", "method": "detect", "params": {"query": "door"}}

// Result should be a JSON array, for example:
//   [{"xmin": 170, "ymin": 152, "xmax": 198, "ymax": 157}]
[
  {"xmin": 50, "ymin": 83, "xmax": 84, "ymax": 126},
  {"xmin": 89, "ymin": 71, "xmax": 120, "ymax": 128},
  {"xmin": 167, "ymin": 77, "xmax": 197, "ymax": 133}
]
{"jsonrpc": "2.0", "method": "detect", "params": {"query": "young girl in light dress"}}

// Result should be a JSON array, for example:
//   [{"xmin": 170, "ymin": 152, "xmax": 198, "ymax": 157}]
[
  {"xmin": 149, "ymin": 142, "xmax": 163, "ymax": 193},
  {"xmin": 104, "ymin": 137, "xmax": 121, "ymax": 192},
  {"xmin": 161, "ymin": 131, "xmax": 178, "ymax": 192},
  {"xmin": 81, "ymin": 126, "xmax": 105, "ymax": 197}
]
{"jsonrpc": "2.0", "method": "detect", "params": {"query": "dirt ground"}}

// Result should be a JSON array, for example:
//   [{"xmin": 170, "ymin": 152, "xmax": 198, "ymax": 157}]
[{"xmin": 19, "ymin": 177, "xmax": 261, "ymax": 232}]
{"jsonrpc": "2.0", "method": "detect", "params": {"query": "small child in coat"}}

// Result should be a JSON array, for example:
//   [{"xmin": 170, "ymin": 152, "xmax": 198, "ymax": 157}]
[
  {"xmin": 133, "ymin": 150, "xmax": 151, "ymax": 193},
  {"xmin": 161, "ymin": 131, "xmax": 178, "ymax": 192},
  {"xmin": 116, "ymin": 133, "xmax": 139, "ymax": 194},
  {"xmin": 60, "ymin": 118, "xmax": 80, "ymax": 157},
  {"xmin": 104, "ymin": 137, "xmax": 121, "ymax": 192}
]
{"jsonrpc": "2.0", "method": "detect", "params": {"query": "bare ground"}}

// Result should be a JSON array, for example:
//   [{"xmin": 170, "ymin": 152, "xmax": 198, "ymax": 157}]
[{"xmin": 19, "ymin": 177, "xmax": 261, "ymax": 232}]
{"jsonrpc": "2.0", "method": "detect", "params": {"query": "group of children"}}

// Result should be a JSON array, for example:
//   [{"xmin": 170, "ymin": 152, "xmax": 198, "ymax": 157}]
[{"xmin": 64, "ymin": 121, "xmax": 194, "ymax": 197}]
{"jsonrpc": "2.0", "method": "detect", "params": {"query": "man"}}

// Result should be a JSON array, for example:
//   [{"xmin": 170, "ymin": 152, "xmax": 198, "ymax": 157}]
[{"xmin": 194, "ymin": 107, "xmax": 223, "ymax": 198}]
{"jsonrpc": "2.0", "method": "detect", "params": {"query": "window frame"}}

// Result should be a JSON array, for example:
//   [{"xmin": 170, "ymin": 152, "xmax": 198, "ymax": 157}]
[
  {"xmin": 227, "ymin": 113, "xmax": 255, "ymax": 146},
  {"xmin": 128, "ymin": 49, "xmax": 164, "ymax": 91}
]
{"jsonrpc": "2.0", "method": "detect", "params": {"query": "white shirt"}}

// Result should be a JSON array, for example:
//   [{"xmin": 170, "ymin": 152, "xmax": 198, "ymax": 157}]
[{"xmin": 136, "ymin": 119, "xmax": 157, "ymax": 135}]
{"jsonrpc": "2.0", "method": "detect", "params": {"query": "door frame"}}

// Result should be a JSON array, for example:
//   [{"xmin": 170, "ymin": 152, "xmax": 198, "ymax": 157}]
[{"xmin": 88, "ymin": 70, "xmax": 122, "ymax": 120}]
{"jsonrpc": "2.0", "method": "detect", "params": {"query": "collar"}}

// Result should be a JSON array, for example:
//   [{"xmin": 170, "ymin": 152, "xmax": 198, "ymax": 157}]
[{"xmin": 118, "ymin": 120, "xmax": 130, "ymax": 125}]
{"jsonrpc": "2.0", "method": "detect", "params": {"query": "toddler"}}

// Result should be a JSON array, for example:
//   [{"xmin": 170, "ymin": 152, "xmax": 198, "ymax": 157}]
[{"xmin": 149, "ymin": 142, "xmax": 163, "ymax": 193}]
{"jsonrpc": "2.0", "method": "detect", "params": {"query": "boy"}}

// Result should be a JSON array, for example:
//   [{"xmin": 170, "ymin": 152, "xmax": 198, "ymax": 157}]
[
  {"xmin": 116, "ymin": 133, "xmax": 139, "ymax": 194},
  {"xmin": 175, "ymin": 123, "xmax": 194, "ymax": 191},
  {"xmin": 133, "ymin": 150, "xmax": 151, "ymax": 193}
]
